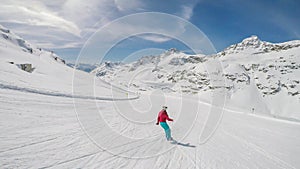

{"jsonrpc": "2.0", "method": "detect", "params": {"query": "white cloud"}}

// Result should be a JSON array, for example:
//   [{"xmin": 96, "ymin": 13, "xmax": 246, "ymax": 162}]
[
  {"xmin": 0, "ymin": 2, "xmax": 81, "ymax": 36},
  {"xmin": 181, "ymin": 5, "xmax": 194, "ymax": 20},
  {"xmin": 0, "ymin": 0, "xmax": 199, "ymax": 49},
  {"xmin": 114, "ymin": 0, "xmax": 144, "ymax": 12},
  {"xmin": 138, "ymin": 34, "xmax": 171, "ymax": 43}
]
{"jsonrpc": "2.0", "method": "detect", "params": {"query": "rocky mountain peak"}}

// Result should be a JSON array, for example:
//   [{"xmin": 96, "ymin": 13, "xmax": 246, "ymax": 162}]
[
  {"xmin": 163, "ymin": 48, "xmax": 180, "ymax": 56},
  {"xmin": 218, "ymin": 35, "xmax": 300, "ymax": 56}
]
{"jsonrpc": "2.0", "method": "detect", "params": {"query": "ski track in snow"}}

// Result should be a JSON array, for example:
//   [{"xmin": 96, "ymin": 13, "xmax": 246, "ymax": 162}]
[
  {"xmin": 1, "ymin": 87, "xmax": 299, "ymax": 169},
  {"xmin": 0, "ymin": 83, "xmax": 139, "ymax": 101},
  {"xmin": 0, "ymin": 137, "xmax": 59, "ymax": 154},
  {"xmin": 222, "ymin": 130, "xmax": 295, "ymax": 169}
]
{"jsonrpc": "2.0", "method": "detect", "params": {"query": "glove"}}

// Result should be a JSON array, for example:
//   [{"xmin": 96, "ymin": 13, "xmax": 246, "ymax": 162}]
[{"xmin": 156, "ymin": 122, "xmax": 159, "ymax": 125}]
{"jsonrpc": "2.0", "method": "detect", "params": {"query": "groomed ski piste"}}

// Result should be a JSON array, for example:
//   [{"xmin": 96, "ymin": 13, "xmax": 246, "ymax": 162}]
[{"xmin": 1, "ymin": 25, "xmax": 300, "ymax": 168}]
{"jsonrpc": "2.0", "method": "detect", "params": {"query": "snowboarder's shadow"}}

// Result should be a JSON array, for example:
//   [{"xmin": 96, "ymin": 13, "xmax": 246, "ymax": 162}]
[{"xmin": 172, "ymin": 140, "xmax": 196, "ymax": 148}]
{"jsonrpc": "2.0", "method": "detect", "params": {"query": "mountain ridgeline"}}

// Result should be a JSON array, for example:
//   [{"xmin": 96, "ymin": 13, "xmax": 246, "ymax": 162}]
[
  {"xmin": 92, "ymin": 36, "xmax": 299, "ymax": 96},
  {"xmin": 0, "ymin": 25, "xmax": 65, "ymax": 65}
]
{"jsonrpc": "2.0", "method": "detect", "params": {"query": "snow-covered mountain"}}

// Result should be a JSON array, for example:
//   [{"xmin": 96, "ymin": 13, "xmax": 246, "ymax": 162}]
[
  {"xmin": 92, "ymin": 36, "xmax": 300, "ymax": 121},
  {"xmin": 0, "ymin": 24, "xmax": 134, "ymax": 99},
  {"xmin": 218, "ymin": 35, "xmax": 300, "ymax": 56},
  {"xmin": 0, "ymin": 25, "xmax": 65, "ymax": 64}
]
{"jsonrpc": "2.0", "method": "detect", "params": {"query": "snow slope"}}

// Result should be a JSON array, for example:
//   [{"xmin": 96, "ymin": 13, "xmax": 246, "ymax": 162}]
[
  {"xmin": 0, "ymin": 25, "xmax": 135, "ymax": 100},
  {"xmin": 1, "ymin": 86, "xmax": 299, "ymax": 168},
  {"xmin": 0, "ymin": 26, "xmax": 300, "ymax": 169}
]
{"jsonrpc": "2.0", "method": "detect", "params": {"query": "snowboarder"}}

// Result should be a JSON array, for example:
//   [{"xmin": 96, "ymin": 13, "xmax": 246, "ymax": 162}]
[{"xmin": 156, "ymin": 106, "xmax": 174, "ymax": 141}]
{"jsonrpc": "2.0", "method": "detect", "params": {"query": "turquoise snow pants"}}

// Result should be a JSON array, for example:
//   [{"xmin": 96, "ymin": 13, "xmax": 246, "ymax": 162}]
[{"xmin": 160, "ymin": 122, "xmax": 171, "ymax": 140}]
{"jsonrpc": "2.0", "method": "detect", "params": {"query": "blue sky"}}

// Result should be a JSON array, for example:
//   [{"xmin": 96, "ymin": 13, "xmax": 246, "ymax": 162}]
[{"xmin": 0, "ymin": 0, "xmax": 299, "ymax": 63}]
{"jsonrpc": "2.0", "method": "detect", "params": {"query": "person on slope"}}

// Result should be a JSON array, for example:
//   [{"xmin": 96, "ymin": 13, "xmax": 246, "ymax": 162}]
[{"xmin": 156, "ymin": 106, "xmax": 174, "ymax": 141}]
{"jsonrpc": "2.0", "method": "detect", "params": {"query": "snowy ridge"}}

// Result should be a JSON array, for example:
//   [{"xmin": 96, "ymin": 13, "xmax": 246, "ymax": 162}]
[
  {"xmin": 0, "ymin": 25, "xmax": 33, "ymax": 53},
  {"xmin": 0, "ymin": 25, "xmax": 65, "ymax": 64},
  {"xmin": 218, "ymin": 35, "xmax": 300, "ymax": 56},
  {"xmin": 91, "ymin": 61, "xmax": 124, "ymax": 76}
]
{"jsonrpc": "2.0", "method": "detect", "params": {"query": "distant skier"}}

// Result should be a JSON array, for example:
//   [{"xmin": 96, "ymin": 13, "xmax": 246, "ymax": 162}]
[{"xmin": 156, "ymin": 106, "xmax": 174, "ymax": 141}]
